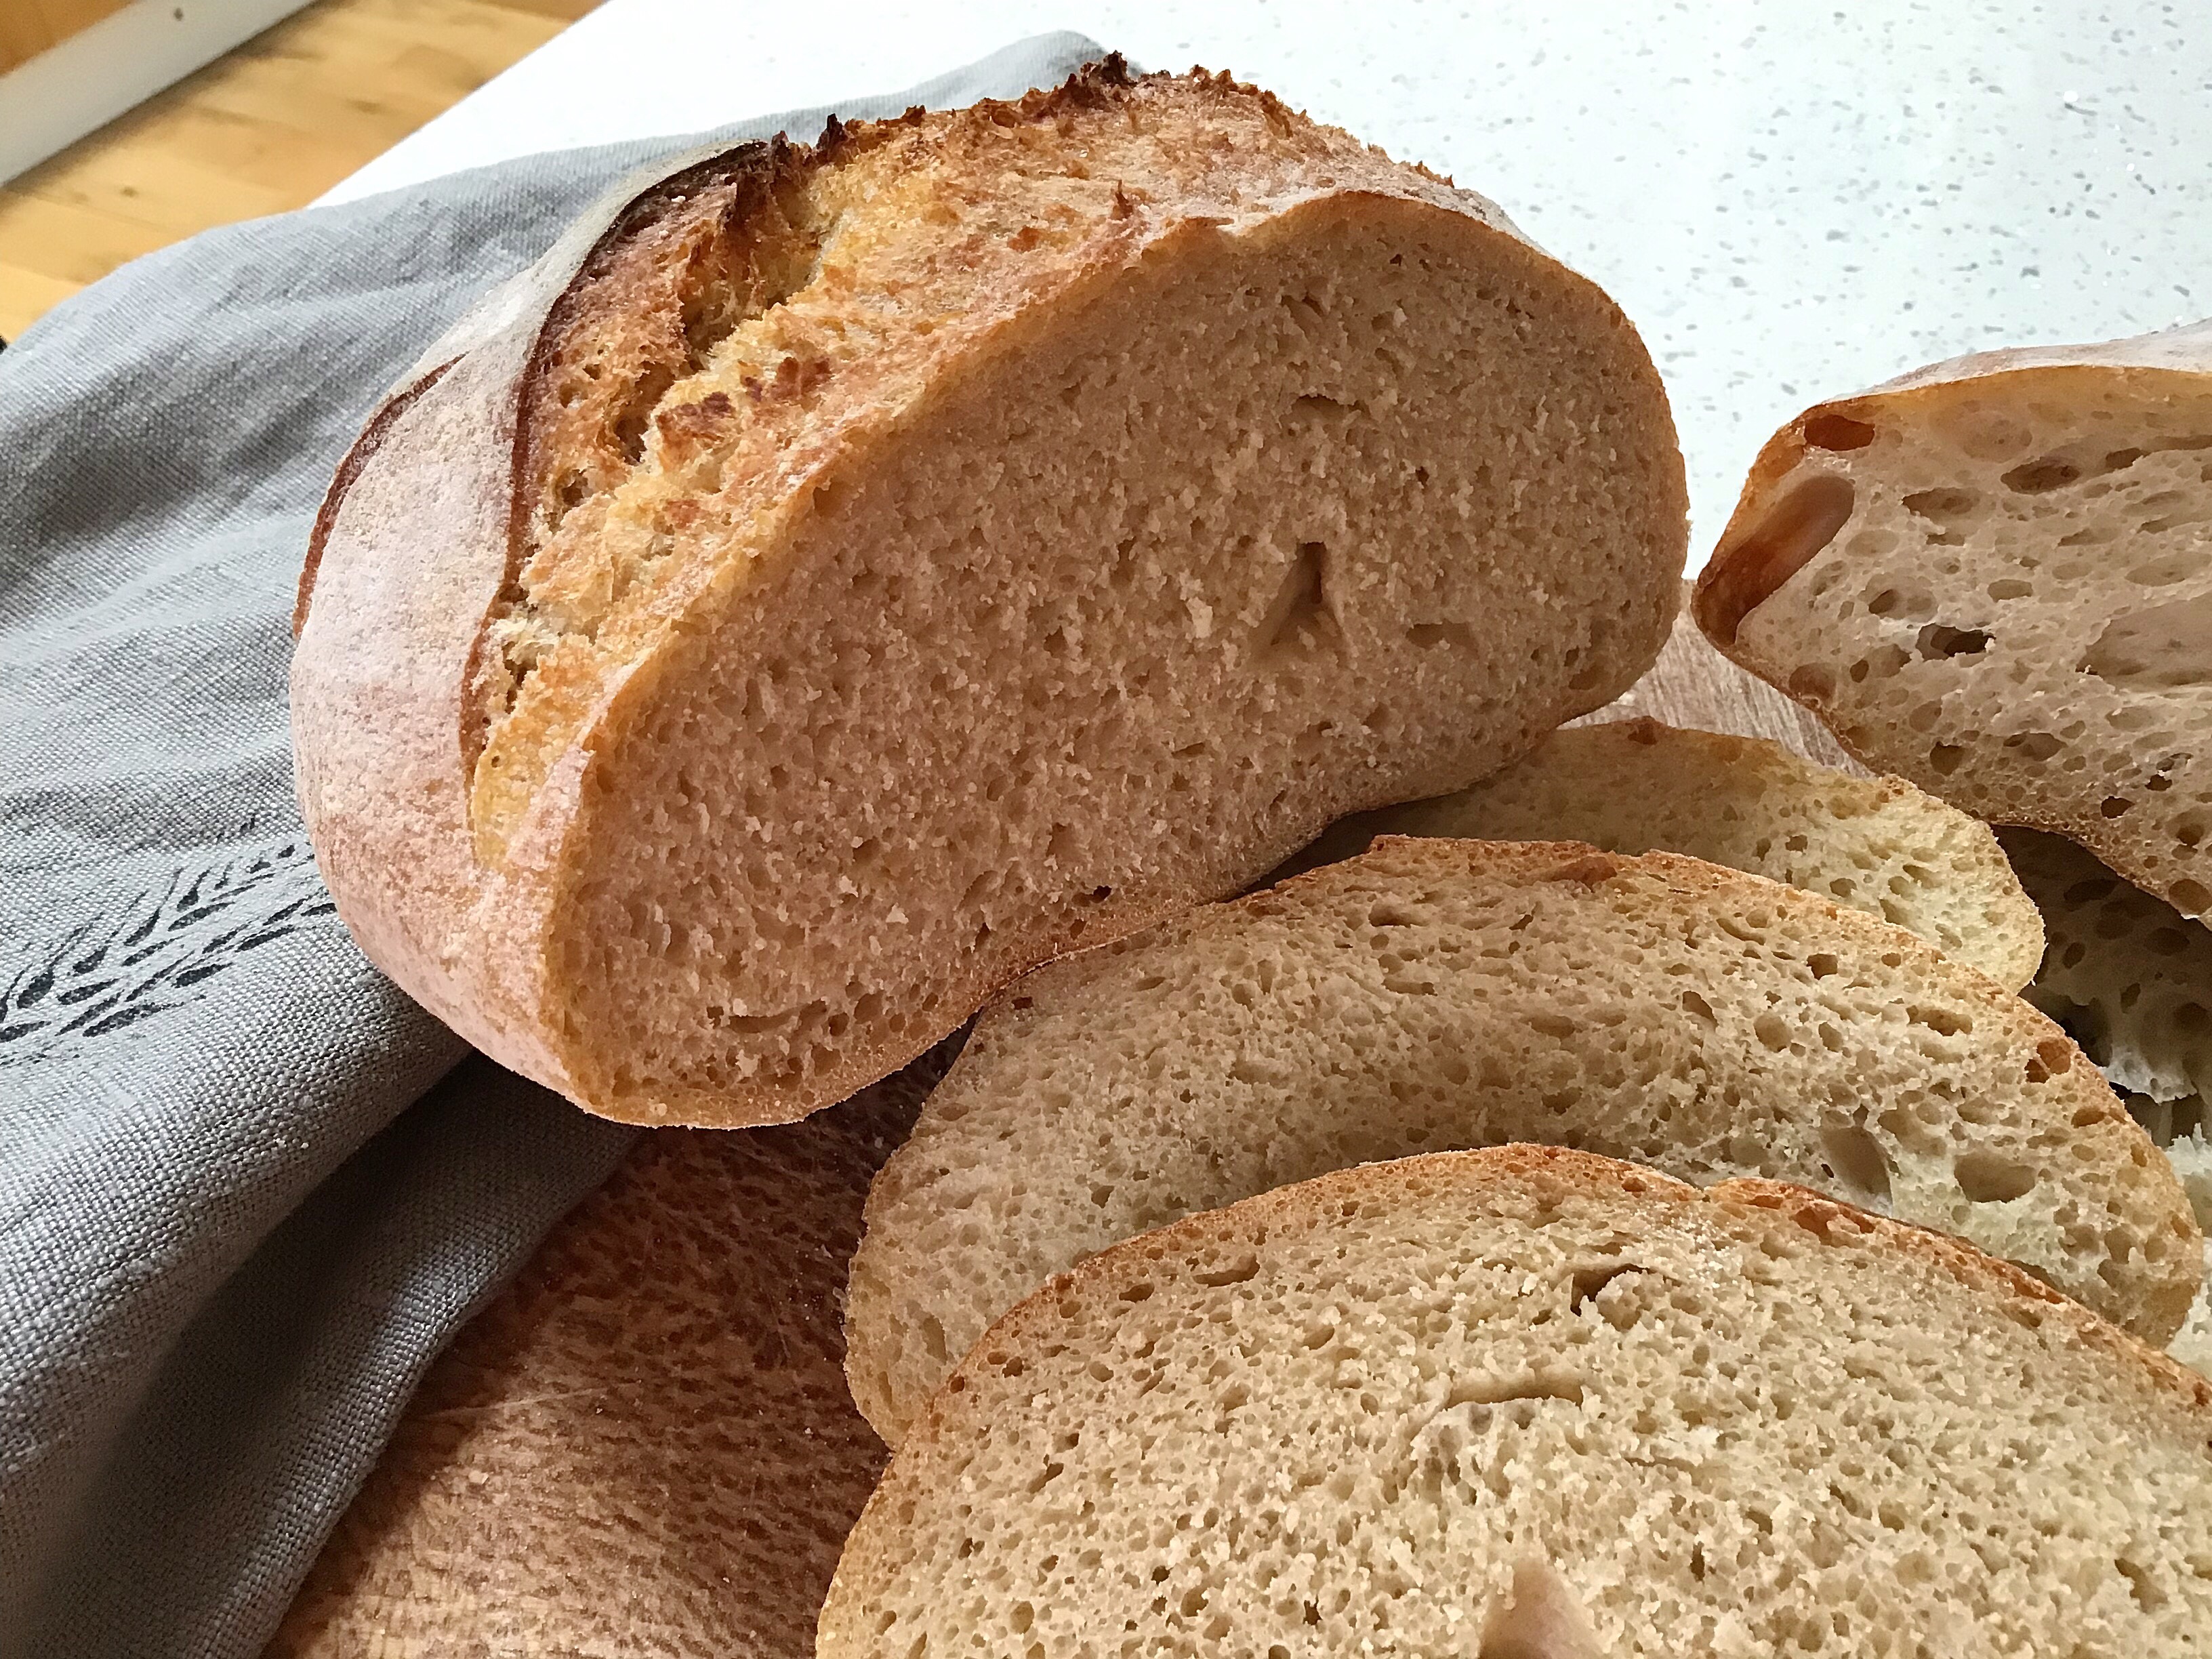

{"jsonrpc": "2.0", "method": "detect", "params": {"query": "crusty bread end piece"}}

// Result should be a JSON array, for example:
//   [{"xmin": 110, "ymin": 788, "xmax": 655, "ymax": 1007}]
[
  {"xmin": 824, "ymin": 1147, "xmax": 2212, "ymax": 1659},
  {"xmin": 1297, "ymin": 716, "xmax": 2044, "ymax": 988},
  {"xmin": 291, "ymin": 62, "xmax": 1686, "ymax": 1126},
  {"xmin": 846, "ymin": 838, "xmax": 2197, "ymax": 1445},
  {"xmin": 1692, "ymin": 321, "xmax": 2212, "ymax": 922}
]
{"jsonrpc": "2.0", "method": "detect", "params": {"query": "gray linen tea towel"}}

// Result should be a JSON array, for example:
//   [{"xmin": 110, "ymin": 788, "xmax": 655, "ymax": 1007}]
[{"xmin": 0, "ymin": 33, "xmax": 1106, "ymax": 1658}]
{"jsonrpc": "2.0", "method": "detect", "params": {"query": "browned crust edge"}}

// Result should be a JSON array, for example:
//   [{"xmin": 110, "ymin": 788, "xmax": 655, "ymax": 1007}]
[{"xmin": 295, "ymin": 359, "xmax": 455, "ymax": 636}]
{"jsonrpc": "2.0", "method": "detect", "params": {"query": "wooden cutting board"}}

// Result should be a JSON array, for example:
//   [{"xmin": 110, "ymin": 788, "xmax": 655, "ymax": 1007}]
[{"xmin": 266, "ymin": 600, "xmax": 1847, "ymax": 1658}]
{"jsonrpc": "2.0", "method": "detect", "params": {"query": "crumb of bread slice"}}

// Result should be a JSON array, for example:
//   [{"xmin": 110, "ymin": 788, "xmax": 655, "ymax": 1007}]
[
  {"xmin": 1295, "ymin": 716, "xmax": 2043, "ymax": 988},
  {"xmin": 823, "ymin": 1145, "xmax": 2212, "ymax": 1658},
  {"xmin": 845, "ymin": 837, "xmax": 2198, "ymax": 1444}
]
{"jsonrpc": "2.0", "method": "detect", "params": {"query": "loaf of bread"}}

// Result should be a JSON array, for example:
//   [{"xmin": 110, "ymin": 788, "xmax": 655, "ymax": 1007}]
[
  {"xmin": 1296, "ymin": 716, "xmax": 2043, "ymax": 987},
  {"xmin": 290, "ymin": 60, "xmax": 1686, "ymax": 1127},
  {"xmin": 823, "ymin": 1147, "xmax": 2212, "ymax": 1658},
  {"xmin": 269, "ymin": 1055, "xmax": 946, "ymax": 1657},
  {"xmin": 845, "ymin": 838, "xmax": 2196, "ymax": 1443},
  {"xmin": 1691, "ymin": 322, "xmax": 2212, "ymax": 923}
]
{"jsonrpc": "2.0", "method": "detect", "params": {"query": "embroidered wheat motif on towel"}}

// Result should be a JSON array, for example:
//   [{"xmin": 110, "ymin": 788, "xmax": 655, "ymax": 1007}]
[{"xmin": 0, "ymin": 840, "xmax": 335, "ymax": 1054}]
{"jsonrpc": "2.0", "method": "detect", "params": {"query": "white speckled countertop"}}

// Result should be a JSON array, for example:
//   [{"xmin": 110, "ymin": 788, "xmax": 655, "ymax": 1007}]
[{"xmin": 325, "ymin": 0, "xmax": 2212, "ymax": 565}]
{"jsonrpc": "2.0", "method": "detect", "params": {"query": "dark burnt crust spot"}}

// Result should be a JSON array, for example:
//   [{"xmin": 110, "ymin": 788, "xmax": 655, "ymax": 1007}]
[
  {"xmin": 513, "ymin": 136, "xmax": 811, "ymax": 559},
  {"xmin": 653, "ymin": 389, "xmax": 737, "ymax": 461},
  {"xmin": 741, "ymin": 354, "xmax": 834, "ymax": 408}
]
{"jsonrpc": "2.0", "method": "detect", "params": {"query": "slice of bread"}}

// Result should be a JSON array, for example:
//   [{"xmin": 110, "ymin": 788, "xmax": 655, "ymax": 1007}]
[
  {"xmin": 823, "ymin": 1147, "xmax": 2212, "ymax": 1658},
  {"xmin": 1298, "ymin": 717, "xmax": 2044, "ymax": 988},
  {"xmin": 290, "ymin": 61, "xmax": 1686, "ymax": 1127},
  {"xmin": 1690, "ymin": 322, "xmax": 2212, "ymax": 923},
  {"xmin": 269, "ymin": 1053, "xmax": 945, "ymax": 1657},
  {"xmin": 2002, "ymin": 826, "xmax": 2212, "ymax": 1123},
  {"xmin": 1999, "ymin": 824, "xmax": 2212, "ymax": 1372},
  {"xmin": 846, "ymin": 838, "xmax": 2197, "ymax": 1444}
]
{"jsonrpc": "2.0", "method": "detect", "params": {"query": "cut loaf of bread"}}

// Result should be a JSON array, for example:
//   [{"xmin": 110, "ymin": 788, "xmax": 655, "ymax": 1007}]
[
  {"xmin": 2000, "ymin": 825, "xmax": 2212, "ymax": 1373},
  {"xmin": 290, "ymin": 60, "xmax": 1685, "ymax": 1126},
  {"xmin": 1296, "ymin": 716, "xmax": 2043, "ymax": 988},
  {"xmin": 823, "ymin": 1147, "xmax": 2212, "ymax": 1659},
  {"xmin": 1692, "ymin": 321, "xmax": 2212, "ymax": 922},
  {"xmin": 845, "ymin": 838, "xmax": 2197, "ymax": 1444}
]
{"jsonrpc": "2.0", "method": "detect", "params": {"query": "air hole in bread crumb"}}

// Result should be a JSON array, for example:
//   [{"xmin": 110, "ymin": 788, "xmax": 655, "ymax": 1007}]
[
  {"xmin": 1908, "ymin": 1004, "xmax": 1972, "ymax": 1037},
  {"xmin": 1803, "ymin": 411, "xmax": 1877, "ymax": 451},
  {"xmin": 2002, "ymin": 731, "xmax": 2065, "ymax": 763},
  {"xmin": 1786, "ymin": 664, "xmax": 1835, "ymax": 701},
  {"xmin": 2127, "ymin": 547, "xmax": 2211, "ymax": 587},
  {"xmin": 2002, "ymin": 455, "xmax": 2083, "ymax": 493},
  {"xmin": 1819, "ymin": 1122, "xmax": 1893, "ymax": 1205},
  {"xmin": 1195, "ymin": 1254, "xmax": 1259, "ymax": 1287},
  {"xmin": 611, "ymin": 364, "xmax": 677, "ymax": 464},
  {"xmin": 1567, "ymin": 1261, "xmax": 1641, "ymax": 1313},
  {"xmin": 1916, "ymin": 623, "xmax": 1990, "ymax": 659},
  {"xmin": 1258, "ymin": 541, "xmax": 1340, "ymax": 658},
  {"xmin": 1902, "ymin": 486, "xmax": 1982, "ymax": 523},
  {"xmin": 1702, "ymin": 472, "xmax": 1856, "ymax": 643},
  {"xmin": 1407, "ymin": 621, "xmax": 1474, "ymax": 649},
  {"xmin": 1955, "ymin": 1151, "xmax": 2036, "ymax": 1203},
  {"xmin": 2116, "ymin": 1556, "xmax": 2167, "ymax": 1612}
]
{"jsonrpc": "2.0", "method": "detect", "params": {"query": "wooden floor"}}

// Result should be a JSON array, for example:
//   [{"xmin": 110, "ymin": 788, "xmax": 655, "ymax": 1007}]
[{"xmin": 0, "ymin": 0, "xmax": 599, "ymax": 341}]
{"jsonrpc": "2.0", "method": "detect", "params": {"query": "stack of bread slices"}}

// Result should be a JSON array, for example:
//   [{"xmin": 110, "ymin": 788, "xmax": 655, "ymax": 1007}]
[{"xmin": 283, "ymin": 58, "xmax": 2212, "ymax": 1659}]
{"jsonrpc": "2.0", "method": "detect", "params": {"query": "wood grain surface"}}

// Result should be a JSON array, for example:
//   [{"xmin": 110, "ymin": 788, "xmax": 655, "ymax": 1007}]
[
  {"xmin": 265, "ymin": 598, "xmax": 1856, "ymax": 1658},
  {"xmin": 0, "ymin": 0, "xmax": 597, "ymax": 342},
  {"xmin": 0, "ymin": 0, "xmax": 134, "ymax": 75}
]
